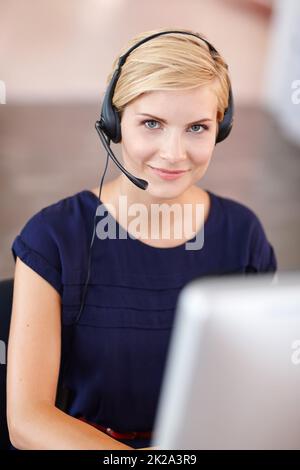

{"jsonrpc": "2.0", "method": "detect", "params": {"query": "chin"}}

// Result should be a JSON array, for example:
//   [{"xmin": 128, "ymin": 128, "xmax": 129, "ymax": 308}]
[{"xmin": 147, "ymin": 184, "xmax": 189, "ymax": 200}]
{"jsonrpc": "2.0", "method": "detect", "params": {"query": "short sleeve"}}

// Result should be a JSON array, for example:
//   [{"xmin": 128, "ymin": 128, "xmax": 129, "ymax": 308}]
[
  {"xmin": 11, "ymin": 210, "xmax": 63, "ymax": 296},
  {"xmin": 249, "ymin": 216, "xmax": 277, "ymax": 274}
]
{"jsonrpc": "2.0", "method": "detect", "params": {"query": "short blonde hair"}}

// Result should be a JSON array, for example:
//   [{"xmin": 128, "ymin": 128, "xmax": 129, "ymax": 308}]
[{"xmin": 105, "ymin": 27, "xmax": 231, "ymax": 124}]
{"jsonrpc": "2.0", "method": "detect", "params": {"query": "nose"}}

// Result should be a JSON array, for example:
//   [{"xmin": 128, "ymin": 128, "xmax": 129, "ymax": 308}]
[{"xmin": 159, "ymin": 130, "xmax": 188, "ymax": 164}]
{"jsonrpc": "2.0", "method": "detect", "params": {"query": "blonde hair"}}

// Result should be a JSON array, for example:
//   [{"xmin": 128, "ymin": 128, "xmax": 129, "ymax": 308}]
[{"xmin": 105, "ymin": 27, "xmax": 231, "ymax": 124}]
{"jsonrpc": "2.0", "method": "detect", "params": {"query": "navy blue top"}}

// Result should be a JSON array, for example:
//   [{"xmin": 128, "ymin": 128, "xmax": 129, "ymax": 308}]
[{"xmin": 11, "ymin": 189, "xmax": 277, "ymax": 448}]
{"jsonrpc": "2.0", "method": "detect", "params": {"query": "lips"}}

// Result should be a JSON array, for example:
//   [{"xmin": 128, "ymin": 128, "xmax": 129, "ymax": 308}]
[
  {"xmin": 149, "ymin": 166, "xmax": 188, "ymax": 174},
  {"xmin": 148, "ymin": 166, "xmax": 189, "ymax": 181}
]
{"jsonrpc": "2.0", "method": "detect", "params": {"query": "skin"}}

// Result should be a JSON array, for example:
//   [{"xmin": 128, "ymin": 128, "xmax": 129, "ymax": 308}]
[
  {"xmin": 7, "ymin": 259, "xmax": 133, "ymax": 449},
  {"xmin": 92, "ymin": 84, "xmax": 219, "ymax": 247}
]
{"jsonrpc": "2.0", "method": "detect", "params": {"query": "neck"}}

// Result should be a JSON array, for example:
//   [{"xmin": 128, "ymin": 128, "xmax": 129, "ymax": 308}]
[{"xmin": 103, "ymin": 175, "xmax": 205, "ymax": 241}]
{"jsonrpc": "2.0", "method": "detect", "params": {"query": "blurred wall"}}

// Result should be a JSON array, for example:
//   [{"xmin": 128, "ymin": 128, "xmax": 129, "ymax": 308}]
[
  {"xmin": 0, "ymin": 0, "xmax": 273, "ymax": 104},
  {"xmin": 264, "ymin": 0, "xmax": 300, "ymax": 146}
]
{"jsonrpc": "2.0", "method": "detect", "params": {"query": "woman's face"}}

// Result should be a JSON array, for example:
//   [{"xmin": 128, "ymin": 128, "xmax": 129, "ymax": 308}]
[{"xmin": 120, "ymin": 85, "xmax": 219, "ymax": 200}]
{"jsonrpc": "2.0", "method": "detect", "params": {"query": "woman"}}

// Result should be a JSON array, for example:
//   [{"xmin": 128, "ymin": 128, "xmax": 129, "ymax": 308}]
[{"xmin": 7, "ymin": 27, "xmax": 277, "ymax": 450}]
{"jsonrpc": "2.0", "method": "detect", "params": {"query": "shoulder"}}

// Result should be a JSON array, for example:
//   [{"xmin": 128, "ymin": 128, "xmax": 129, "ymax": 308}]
[
  {"xmin": 18, "ymin": 190, "xmax": 93, "ymax": 237},
  {"xmin": 210, "ymin": 191, "xmax": 261, "ymax": 228},
  {"xmin": 40, "ymin": 189, "xmax": 93, "ymax": 225},
  {"xmin": 208, "ymin": 191, "xmax": 277, "ymax": 273},
  {"xmin": 209, "ymin": 191, "xmax": 268, "ymax": 242},
  {"xmin": 11, "ymin": 190, "xmax": 93, "ymax": 294}
]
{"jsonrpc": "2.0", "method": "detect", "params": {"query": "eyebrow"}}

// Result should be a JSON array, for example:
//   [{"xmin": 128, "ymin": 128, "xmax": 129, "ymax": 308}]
[{"xmin": 136, "ymin": 113, "xmax": 213, "ymax": 125}]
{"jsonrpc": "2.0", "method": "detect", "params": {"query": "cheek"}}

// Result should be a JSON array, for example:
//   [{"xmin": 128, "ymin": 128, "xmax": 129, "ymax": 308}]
[
  {"xmin": 122, "ymin": 129, "xmax": 156, "ymax": 162},
  {"xmin": 191, "ymin": 143, "xmax": 214, "ymax": 167},
  {"xmin": 121, "ymin": 140, "xmax": 151, "ymax": 168}
]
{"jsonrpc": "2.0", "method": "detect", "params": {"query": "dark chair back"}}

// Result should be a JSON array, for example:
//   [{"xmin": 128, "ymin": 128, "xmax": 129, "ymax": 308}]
[{"xmin": 0, "ymin": 278, "xmax": 14, "ymax": 450}]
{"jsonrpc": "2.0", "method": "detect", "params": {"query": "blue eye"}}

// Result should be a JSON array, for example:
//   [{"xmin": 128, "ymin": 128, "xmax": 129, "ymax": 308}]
[
  {"xmin": 190, "ymin": 124, "xmax": 208, "ymax": 133},
  {"xmin": 142, "ymin": 120, "xmax": 208, "ymax": 133},
  {"xmin": 143, "ymin": 120, "xmax": 160, "ymax": 129}
]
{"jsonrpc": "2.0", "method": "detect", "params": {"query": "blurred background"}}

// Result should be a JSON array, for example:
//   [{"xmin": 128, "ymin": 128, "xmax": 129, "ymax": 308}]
[{"xmin": 0, "ymin": 0, "xmax": 299, "ymax": 278}]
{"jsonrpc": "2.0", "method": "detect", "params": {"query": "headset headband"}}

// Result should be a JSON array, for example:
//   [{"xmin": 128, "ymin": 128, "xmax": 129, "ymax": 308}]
[{"xmin": 99, "ymin": 30, "xmax": 234, "ymax": 144}]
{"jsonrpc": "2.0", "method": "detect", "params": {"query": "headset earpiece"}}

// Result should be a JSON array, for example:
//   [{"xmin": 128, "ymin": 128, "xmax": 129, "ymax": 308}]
[
  {"xmin": 98, "ymin": 69, "xmax": 122, "ymax": 143},
  {"xmin": 215, "ymin": 87, "xmax": 234, "ymax": 143}
]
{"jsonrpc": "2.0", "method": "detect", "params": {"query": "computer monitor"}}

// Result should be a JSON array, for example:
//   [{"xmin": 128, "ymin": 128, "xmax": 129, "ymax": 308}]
[{"xmin": 152, "ymin": 272, "xmax": 300, "ymax": 450}]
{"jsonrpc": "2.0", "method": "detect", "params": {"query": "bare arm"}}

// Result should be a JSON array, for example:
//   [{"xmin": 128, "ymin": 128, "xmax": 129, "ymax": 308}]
[{"xmin": 7, "ymin": 257, "xmax": 132, "ymax": 450}]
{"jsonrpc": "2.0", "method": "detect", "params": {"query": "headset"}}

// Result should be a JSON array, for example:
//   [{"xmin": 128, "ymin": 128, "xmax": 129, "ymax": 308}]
[{"xmin": 55, "ymin": 30, "xmax": 234, "ymax": 410}]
